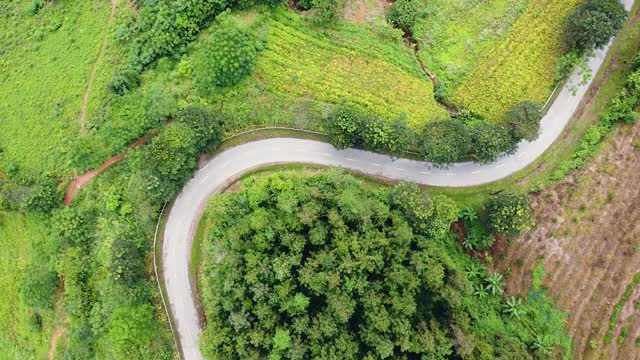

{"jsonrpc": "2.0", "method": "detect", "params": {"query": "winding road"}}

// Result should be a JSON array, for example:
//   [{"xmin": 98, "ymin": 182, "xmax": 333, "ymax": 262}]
[{"xmin": 163, "ymin": 1, "xmax": 634, "ymax": 358}]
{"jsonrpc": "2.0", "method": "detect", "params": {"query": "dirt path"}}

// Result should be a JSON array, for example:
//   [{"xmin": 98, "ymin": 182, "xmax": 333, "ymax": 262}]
[
  {"xmin": 64, "ymin": 133, "xmax": 156, "ymax": 206},
  {"xmin": 496, "ymin": 119, "xmax": 640, "ymax": 359},
  {"xmin": 48, "ymin": 327, "xmax": 66, "ymax": 360},
  {"xmin": 79, "ymin": 0, "xmax": 119, "ymax": 132}
]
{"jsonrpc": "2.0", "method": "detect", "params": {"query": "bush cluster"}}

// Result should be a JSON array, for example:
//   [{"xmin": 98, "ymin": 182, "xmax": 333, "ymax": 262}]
[
  {"xmin": 326, "ymin": 101, "xmax": 543, "ymax": 166},
  {"xmin": 325, "ymin": 107, "xmax": 414, "ymax": 153},
  {"xmin": 296, "ymin": 0, "xmax": 346, "ymax": 24},
  {"xmin": 565, "ymin": 0, "xmax": 627, "ymax": 52}
]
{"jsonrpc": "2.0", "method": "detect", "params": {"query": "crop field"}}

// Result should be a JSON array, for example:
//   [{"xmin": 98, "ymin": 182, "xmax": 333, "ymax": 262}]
[
  {"xmin": 0, "ymin": 0, "xmax": 116, "ymax": 176},
  {"xmin": 414, "ymin": 0, "xmax": 529, "ymax": 92},
  {"xmin": 247, "ymin": 10, "xmax": 449, "ymax": 127},
  {"xmin": 452, "ymin": 0, "xmax": 580, "ymax": 120},
  {"xmin": 0, "ymin": 213, "xmax": 56, "ymax": 359}
]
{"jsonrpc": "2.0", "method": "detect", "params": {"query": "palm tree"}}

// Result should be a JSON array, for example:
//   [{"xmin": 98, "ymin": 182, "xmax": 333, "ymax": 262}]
[
  {"xmin": 465, "ymin": 263, "xmax": 485, "ymax": 280},
  {"xmin": 531, "ymin": 335, "xmax": 553, "ymax": 357},
  {"xmin": 503, "ymin": 295, "xmax": 526, "ymax": 319},
  {"xmin": 474, "ymin": 284, "xmax": 489, "ymax": 298},
  {"xmin": 459, "ymin": 207, "xmax": 478, "ymax": 222},
  {"xmin": 486, "ymin": 272, "xmax": 504, "ymax": 296}
]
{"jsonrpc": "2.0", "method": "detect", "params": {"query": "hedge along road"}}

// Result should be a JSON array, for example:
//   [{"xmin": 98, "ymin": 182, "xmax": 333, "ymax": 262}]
[{"xmin": 163, "ymin": 1, "xmax": 634, "ymax": 357}]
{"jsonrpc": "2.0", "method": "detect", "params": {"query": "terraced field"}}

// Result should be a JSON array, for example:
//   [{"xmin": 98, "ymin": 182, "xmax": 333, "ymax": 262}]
[{"xmin": 248, "ymin": 10, "xmax": 449, "ymax": 127}]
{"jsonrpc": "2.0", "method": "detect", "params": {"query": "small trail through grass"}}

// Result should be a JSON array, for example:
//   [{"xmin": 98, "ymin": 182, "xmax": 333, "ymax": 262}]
[{"xmin": 79, "ymin": 0, "xmax": 119, "ymax": 132}]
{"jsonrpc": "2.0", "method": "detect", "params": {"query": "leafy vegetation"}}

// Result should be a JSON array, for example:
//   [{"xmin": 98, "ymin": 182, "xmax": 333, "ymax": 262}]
[
  {"xmin": 199, "ymin": 173, "xmax": 572, "ymax": 359},
  {"xmin": 486, "ymin": 192, "xmax": 534, "ymax": 236},
  {"xmin": 193, "ymin": 14, "xmax": 258, "ymax": 90},
  {"xmin": 565, "ymin": 0, "xmax": 627, "ymax": 52},
  {"xmin": 604, "ymin": 272, "xmax": 640, "ymax": 345}
]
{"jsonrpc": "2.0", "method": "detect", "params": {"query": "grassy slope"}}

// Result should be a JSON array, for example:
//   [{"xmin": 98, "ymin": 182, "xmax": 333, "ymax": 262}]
[
  {"xmin": 415, "ymin": 0, "xmax": 529, "ymax": 91},
  {"xmin": 169, "ymin": 8, "xmax": 448, "ymax": 132},
  {"xmin": 0, "ymin": 0, "xmax": 114, "ymax": 176},
  {"xmin": 453, "ymin": 0, "xmax": 580, "ymax": 120},
  {"xmin": 253, "ymin": 10, "xmax": 448, "ymax": 127},
  {"xmin": 0, "ymin": 213, "xmax": 56, "ymax": 359}
]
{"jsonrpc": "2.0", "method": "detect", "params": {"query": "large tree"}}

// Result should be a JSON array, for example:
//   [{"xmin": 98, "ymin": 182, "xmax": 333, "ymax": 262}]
[{"xmin": 565, "ymin": 0, "xmax": 627, "ymax": 52}]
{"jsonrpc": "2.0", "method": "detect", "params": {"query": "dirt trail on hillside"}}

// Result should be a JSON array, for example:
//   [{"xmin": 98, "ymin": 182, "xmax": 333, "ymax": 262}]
[
  {"xmin": 48, "ymin": 327, "xmax": 66, "ymax": 360},
  {"xmin": 497, "ymin": 119, "xmax": 640, "ymax": 359},
  {"xmin": 79, "ymin": 0, "xmax": 119, "ymax": 132},
  {"xmin": 64, "ymin": 134, "xmax": 155, "ymax": 206}
]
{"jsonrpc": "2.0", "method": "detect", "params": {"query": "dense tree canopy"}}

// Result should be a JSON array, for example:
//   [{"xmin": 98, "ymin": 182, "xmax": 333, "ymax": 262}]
[
  {"xmin": 565, "ymin": 0, "xmax": 627, "ymax": 52},
  {"xmin": 200, "ymin": 173, "xmax": 570, "ymax": 359}
]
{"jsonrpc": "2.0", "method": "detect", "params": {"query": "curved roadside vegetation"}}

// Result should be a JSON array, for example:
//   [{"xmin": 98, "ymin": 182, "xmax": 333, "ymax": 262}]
[{"xmin": 0, "ymin": 0, "xmax": 637, "ymax": 358}]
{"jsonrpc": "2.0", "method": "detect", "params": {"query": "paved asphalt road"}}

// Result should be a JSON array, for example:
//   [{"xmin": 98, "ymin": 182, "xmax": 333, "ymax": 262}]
[{"xmin": 163, "ymin": 1, "xmax": 634, "ymax": 357}]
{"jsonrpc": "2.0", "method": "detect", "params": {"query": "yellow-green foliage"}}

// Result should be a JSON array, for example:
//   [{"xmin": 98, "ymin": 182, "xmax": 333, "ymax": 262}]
[
  {"xmin": 415, "ymin": 0, "xmax": 529, "ymax": 89},
  {"xmin": 254, "ymin": 13, "xmax": 449, "ymax": 127},
  {"xmin": 0, "ymin": 0, "xmax": 116, "ymax": 175},
  {"xmin": 0, "ymin": 213, "xmax": 55, "ymax": 359},
  {"xmin": 453, "ymin": 0, "xmax": 580, "ymax": 120}
]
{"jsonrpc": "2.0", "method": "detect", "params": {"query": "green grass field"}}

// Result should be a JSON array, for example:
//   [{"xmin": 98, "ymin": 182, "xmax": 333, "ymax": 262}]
[
  {"xmin": 414, "ymin": 0, "xmax": 580, "ymax": 121},
  {"xmin": 0, "ymin": 212, "xmax": 57, "ymax": 359},
  {"xmin": 453, "ymin": 0, "xmax": 580, "ymax": 120},
  {"xmin": 0, "ymin": 0, "xmax": 117, "ymax": 176},
  {"xmin": 174, "ymin": 8, "xmax": 448, "ymax": 131},
  {"xmin": 414, "ymin": 0, "xmax": 529, "ymax": 91}
]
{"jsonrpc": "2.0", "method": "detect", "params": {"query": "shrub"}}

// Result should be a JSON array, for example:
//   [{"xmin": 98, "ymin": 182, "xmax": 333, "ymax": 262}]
[
  {"xmin": 19, "ymin": 265, "xmax": 58, "ymax": 309},
  {"xmin": 485, "ymin": 192, "xmax": 534, "ymax": 236},
  {"xmin": 109, "ymin": 239, "xmax": 145, "ymax": 287},
  {"xmin": 507, "ymin": 101, "xmax": 543, "ymax": 142},
  {"xmin": 467, "ymin": 121, "xmax": 517, "ymax": 163},
  {"xmin": 418, "ymin": 120, "xmax": 469, "ymax": 165},
  {"xmin": 176, "ymin": 105, "xmax": 224, "ymax": 149},
  {"xmin": 194, "ymin": 15, "xmax": 257, "ymax": 90},
  {"xmin": 387, "ymin": 0, "xmax": 423, "ymax": 33},
  {"xmin": 109, "ymin": 69, "xmax": 141, "ymax": 95},
  {"xmin": 565, "ymin": 0, "xmax": 627, "ymax": 52},
  {"xmin": 108, "ymin": 304, "xmax": 156, "ymax": 356},
  {"xmin": 26, "ymin": 0, "xmax": 44, "ymax": 16}
]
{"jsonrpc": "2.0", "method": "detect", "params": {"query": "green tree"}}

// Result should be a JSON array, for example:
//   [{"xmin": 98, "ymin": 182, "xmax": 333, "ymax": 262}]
[
  {"xmin": 507, "ymin": 101, "xmax": 543, "ymax": 142},
  {"xmin": 195, "ymin": 15, "xmax": 257, "ymax": 90},
  {"xmin": 176, "ymin": 104, "xmax": 223, "ymax": 149},
  {"xmin": 565, "ymin": 0, "xmax": 627, "ymax": 52},
  {"xmin": 325, "ymin": 107, "xmax": 366, "ymax": 149},
  {"xmin": 418, "ymin": 120, "xmax": 469, "ymax": 165},
  {"xmin": 108, "ymin": 304, "xmax": 156, "ymax": 356},
  {"xmin": 19, "ymin": 265, "xmax": 58, "ymax": 309},
  {"xmin": 199, "ymin": 173, "xmax": 568, "ymax": 359},
  {"xmin": 387, "ymin": 0, "xmax": 423, "ymax": 33},
  {"xmin": 467, "ymin": 122, "xmax": 517, "ymax": 163},
  {"xmin": 486, "ymin": 192, "xmax": 534, "ymax": 236}
]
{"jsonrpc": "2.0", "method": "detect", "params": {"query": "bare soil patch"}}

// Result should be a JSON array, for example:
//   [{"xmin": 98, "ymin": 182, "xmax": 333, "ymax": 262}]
[
  {"xmin": 496, "ymin": 120, "xmax": 640, "ymax": 359},
  {"xmin": 343, "ymin": 0, "xmax": 389, "ymax": 24}
]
